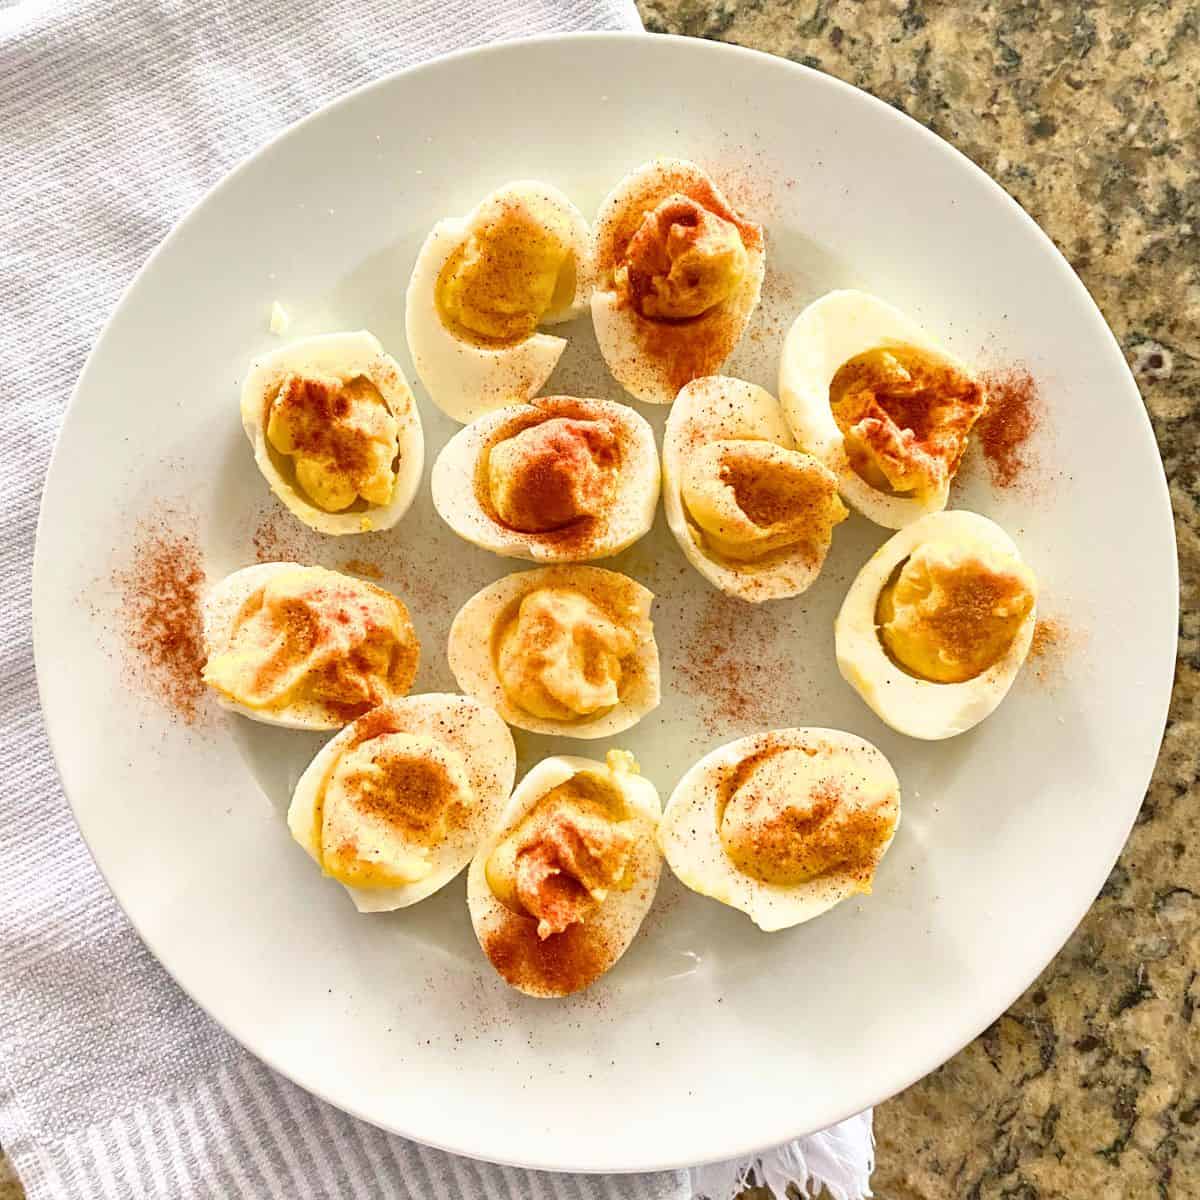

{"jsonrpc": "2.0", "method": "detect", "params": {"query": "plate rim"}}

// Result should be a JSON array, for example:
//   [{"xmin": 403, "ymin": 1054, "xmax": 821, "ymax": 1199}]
[{"xmin": 32, "ymin": 30, "xmax": 1180, "ymax": 1173}]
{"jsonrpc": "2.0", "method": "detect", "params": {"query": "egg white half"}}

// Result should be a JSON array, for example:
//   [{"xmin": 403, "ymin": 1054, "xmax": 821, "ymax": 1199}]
[
  {"xmin": 201, "ymin": 561, "xmax": 417, "ymax": 731},
  {"xmin": 447, "ymin": 565, "xmax": 660, "ymax": 738},
  {"xmin": 467, "ymin": 755, "xmax": 661, "ymax": 998},
  {"xmin": 835, "ymin": 510, "xmax": 1038, "ymax": 740},
  {"xmin": 663, "ymin": 375, "xmax": 841, "ymax": 602},
  {"xmin": 430, "ymin": 396, "xmax": 660, "ymax": 562},
  {"xmin": 660, "ymin": 727, "xmax": 901, "ymax": 932},
  {"xmin": 591, "ymin": 159, "xmax": 766, "ymax": 405},
  {"xmin": 779, "ymin": 289, "xmax": 977, "ymax": 529},
  {"xmin": 287, "ymin": 693, "xmax": 516, "ymax": 913},
  {"xmin": 405, "ymin": 181, "xmax": 591, "ymax": 424},
  {"xmin": 240, "ymin": 330, "xmax": 423, "ymax": 536}
]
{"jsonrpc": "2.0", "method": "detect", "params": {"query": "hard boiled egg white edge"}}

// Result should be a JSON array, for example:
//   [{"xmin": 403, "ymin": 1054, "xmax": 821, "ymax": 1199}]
[
  {"xmin": 287, "ymin": 693, "xmax": 517, "ymax": 913},
  {"xmin": 404, "ymin": 182, "xmax": 592, "ymax": 425},
  {"xmin": 591, "ymin": 159, "xmax": 766, "ymax": 405},
  {"xmin": 429, "ymin": 398, "xmax": 661, "ymax": 562},
  {"xmin": 446, "ymin": 565, "xmax": 661, "ymax": 739},
  {"xmin": 779, "ymin": 289, "xmax": 965, "ymax": 530},
  {"xmin": 658, "ymin": 727, "xmax": 902, "ymax": 933},
  {"xmin": 240, "ymin": 330, "xmax": 424, "ymax": 536},
  {"xmin": 466, "ymin": 755, "xmax": 663, "ymax": 998},
  {"xmin": 662, "ymin": 374, "xmax": 834, "ymax": 602},
  {"xmin": 835, "ymin": 510, "xmax": 1038, "ymax": 741}
]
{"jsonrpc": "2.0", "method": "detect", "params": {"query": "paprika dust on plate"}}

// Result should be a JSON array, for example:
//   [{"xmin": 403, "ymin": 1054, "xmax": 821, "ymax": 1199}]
[
  {"xmin": 977, "ymin": 367, "xmax": 1043, "ymax": 490},
  {"xmin": 112, "ymin": 520, "xmax": 208, "ymax": 723}
]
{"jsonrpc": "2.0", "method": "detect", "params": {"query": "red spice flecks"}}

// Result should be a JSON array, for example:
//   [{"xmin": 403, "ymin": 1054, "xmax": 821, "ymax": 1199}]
[
  {"xmin": 710, "ymin": 163, "xmax": 779, "ymax": 226},
  {"xmin": 251, "ymin": 506, "xmax": 322, "ymax": 564},
  {"xmin": 481, "ymin": 907, "xmax": 610, "ymax": 998},
  {"xmin": 1028, "ymin": 616, "xmax": 1074, "ymax": 686},
  {"xmin": 754, "ymin": 257, "xmax": 796, "ymax": 327},
  {"xmin": 113, "ymin": 522, "xmax": 208, "ymax": 723},
  {"xmin": 673, "ymin": 592, "xmax": 808, "ymax": 739},
  {"xmin": 251, "ymin": 505, "xmax": 448, "ymax": 622},
  {"xmin": 341, "ymin": 558, "xmax": 383, "ymax": 580},
  {"xmin": 384, "ymin": 553, "xmax": 452, "ymax": 618},
  {"xmin": 976, "ymin": 367, "xmax": 1043, "ymax": 489}
]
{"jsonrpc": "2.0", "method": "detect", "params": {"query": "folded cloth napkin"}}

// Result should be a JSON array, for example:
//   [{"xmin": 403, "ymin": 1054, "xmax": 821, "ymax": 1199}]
[{"xmin": 0, "ymin": 2, "xmax": 875, "ymax": 1197}]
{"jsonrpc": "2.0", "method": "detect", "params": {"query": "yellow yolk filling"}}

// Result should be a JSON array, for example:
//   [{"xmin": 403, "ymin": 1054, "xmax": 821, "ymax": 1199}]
[
  {"xmin": 486, "ymin": 417, "xmax": 620, "ymax": 533},
  {"xmin": 680, "ymin": 439, "xmax": 848, "ymax": 563},
  {"xmin": 496, "ymin": 588, "xmax": 635, "ymax": 720},
  {"xmin": 876, "ymin": 537, "xmax": 1037, "ymax": 684},
  {"xmin": 486, "ymin": 769, "xmax": 635, "ymax": 940},
  {"xmin": 829, "ymin": 345, "xmax": 986, "ymax": 500},
  {"xmin": 617, "ymin": 194, "xmax": 748, "ymax": 320},
  {"xmin": 436, "ymin": 189, "xmax": 577, "ymax": 346},
  {"xmin": 202, "ymin": 568, "xmax": 417, "ymax": 714},
  {"xmin": 316, "ymin": 732, "xmax": 474, "ymax": 888},
  {"xmin": 719, "ymin": 746, "xmax": 898, "ymax": 889},
  {"xmin": 266, "ymin": 372, "xmax": 399, "ymax": 513}
]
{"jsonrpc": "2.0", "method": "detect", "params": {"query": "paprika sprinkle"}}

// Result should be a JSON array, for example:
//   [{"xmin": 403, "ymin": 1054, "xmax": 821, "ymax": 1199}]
[
  {"xmin": 674, "ymin": 591, "xmax": 808, "ymax": 738},
  {"xmin": 113, "ymin": 523, "xmax": 208, "ymax": 723},
  {"xmin": 977, "ymin": 367, "xmax": 1043, "ymax": 489}
]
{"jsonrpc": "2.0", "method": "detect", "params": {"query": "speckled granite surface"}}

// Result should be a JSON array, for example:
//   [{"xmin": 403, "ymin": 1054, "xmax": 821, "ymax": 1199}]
[
  {"xmin": 632, "ymin": 0, "xmax": 1198, "ymax": 1196},
  {"xmin": 3, "ymin": 4, "xmax": 1194, "ymax": 1200}
]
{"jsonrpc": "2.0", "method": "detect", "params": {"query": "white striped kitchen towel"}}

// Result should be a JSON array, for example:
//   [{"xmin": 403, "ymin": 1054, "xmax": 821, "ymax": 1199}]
[{"xmin": 0, "ymin": 1, "xmax": 874, "ymax": 1196}]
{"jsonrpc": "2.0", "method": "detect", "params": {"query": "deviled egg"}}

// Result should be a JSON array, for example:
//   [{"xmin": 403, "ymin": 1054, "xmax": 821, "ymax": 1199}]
[
  {"xmin": 468, "ymin": 750, "xmax": 661, "ymax": 997},
  {"xmin": 663, "ymin": 375, "xmax": 847, "ymax": 602},
  {"xmin": 201, "ymin": 562, "xmax": 419, "ymax": 730},
  {"xmin": 288, "ymin": 694, "xmax": 516, "ymax": 912},
  {"xmin": 660, "ymin": 728, "xmax": 900, "ymax": 932},
  {"xmin": 592, "ymin": 159, "xmax": 765, "ymax": 404},
  {"xmin": 779, "ymin": 290, "xmax": 987, "ymax": 529},
  {"xmin": 836, "ymin": 510, "xmax": 1037, "ymax": 740},
  {"xmin": 241, "ymin": 331, "xmax": 423, "ymax": 535},
  {"xmin": 448, "ymin": 566, "xmax": 659, "ymax": 738},
  {"xmin": 431, "ymin": 395, "xmax": 659, "ymax": 562},
  {"xmin": 405, "ymin": 181, "xmax": 591, "ymax": 423}
]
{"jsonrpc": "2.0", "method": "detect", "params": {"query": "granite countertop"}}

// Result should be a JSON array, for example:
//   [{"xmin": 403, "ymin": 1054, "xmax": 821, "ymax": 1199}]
[
  {"xmin": 634, "ymin": 0, "xmax": 1198, "ymax": 1195},
  {"xmin": 3, "ymin": 5, "xmax": 1194, "ymax": 1200}
]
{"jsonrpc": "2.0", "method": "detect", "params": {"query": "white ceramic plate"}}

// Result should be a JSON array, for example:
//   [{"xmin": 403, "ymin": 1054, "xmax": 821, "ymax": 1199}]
[{"xmin": 33, "ymin": 33, "xmax": 1177, "ymax": 1173}]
